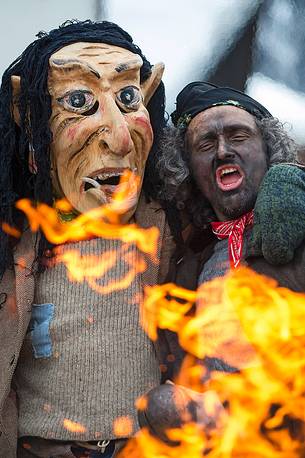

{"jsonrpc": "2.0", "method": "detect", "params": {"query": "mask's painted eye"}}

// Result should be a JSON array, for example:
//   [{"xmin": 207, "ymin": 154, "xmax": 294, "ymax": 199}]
[
  {"xmin": 58, "ymin": 90, "xmax": 96, "ymax": 114},
  {"xmin": 69, "ymin": 92, "xmax": 86, "ymax": 108},
  {"xmin": 116, "ymin": 86, "xmax": 141, "ymax": 112}
]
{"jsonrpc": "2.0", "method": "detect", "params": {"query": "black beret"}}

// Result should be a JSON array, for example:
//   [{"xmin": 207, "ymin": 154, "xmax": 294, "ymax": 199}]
[{"xmin": 171, "ymin": 81, "xmax": 272, "ymax": 128}]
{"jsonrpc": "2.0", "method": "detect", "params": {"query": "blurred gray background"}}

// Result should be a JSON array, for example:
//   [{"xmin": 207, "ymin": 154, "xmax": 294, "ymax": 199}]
[{"xmin": 1, "ymin": 0, "xmax": 304, "ymax": 142}]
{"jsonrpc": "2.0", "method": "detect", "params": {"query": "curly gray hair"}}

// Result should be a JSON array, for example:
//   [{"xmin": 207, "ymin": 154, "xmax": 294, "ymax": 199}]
[{"xmin": 157, "ymin": 117, "xmax": 298, "ymax": 227}]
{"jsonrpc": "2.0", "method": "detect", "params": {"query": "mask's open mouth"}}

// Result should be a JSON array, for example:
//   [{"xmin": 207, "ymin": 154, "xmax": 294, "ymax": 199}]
[
  {"xmin": 83, "ymin": 174, "xmax": 122, "ymax": 191},
  {"xmin": 80, "ymin": 168, "xmax": 139, "ymax": 212}
]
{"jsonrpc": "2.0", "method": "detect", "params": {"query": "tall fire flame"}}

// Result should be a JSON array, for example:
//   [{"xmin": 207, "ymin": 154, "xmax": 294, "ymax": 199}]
[{"xmin": 124, "ymin": 267, "xmax": 305, "ymax": 457}]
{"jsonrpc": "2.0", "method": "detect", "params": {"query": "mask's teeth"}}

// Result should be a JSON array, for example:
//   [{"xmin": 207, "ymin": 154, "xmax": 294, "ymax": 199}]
[
  {"xmin": 81, "ymin": 177, "xmax": 100, "ymax": 189},
  {"xmin": 96, "ymin": 173, "xmax": 122, "ymax": 181}
]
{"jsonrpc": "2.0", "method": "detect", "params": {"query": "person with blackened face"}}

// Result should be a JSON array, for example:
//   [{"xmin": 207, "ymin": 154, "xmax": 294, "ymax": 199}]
[
  {"xmin": 185, "ymin": 103, "xmax": 267, "ymax": 223},
  {"xmin": 138, "ymin": 82, "xmax": 305, "ymax": 444},
  {"xmin": 158, "ymin": 81, "xmax": 305, "ymax": 276}
]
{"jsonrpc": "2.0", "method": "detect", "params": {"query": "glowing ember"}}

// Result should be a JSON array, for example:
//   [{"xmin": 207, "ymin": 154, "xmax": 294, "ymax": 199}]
[
  {"xmin": 63, "ymin": 418, "xmax": 87, "ymax": 434},
  {"xmin": 21, "ymin": 442, "xmax": 32, "ymax": 450},
  {"xmin": 1, "ymin": 222, "xmax": 21, "ymax": 238},
  {"xmin": 135, "ymin": 395, "xmax": 148, "ymax": 411},
  {"xmin": 113, "ymin": 416, "xmax": 134, "ymax": 437}
]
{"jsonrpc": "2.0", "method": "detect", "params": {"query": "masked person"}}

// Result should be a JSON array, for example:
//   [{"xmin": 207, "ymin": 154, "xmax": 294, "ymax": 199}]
[
  {"xmin": 138, "ymin": 81, "xmax": 305, "ymax": 443},
  {"xmin": 0, "ymin": 20, "xmax": 174, "ymax": 458}
]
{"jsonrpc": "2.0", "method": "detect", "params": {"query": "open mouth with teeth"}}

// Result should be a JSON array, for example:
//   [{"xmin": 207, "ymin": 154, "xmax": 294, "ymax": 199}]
[
  {"xmin": 216, "ymin": 165, "xmax": 244, "ymax": 191},
  {"xmin": 80, "ymin": 168, "xmax": 139, "ymax": 211},
  {"xmin": 82, "ymin": 173, "xmax": 122, "ymax": 192},
  {"xmin": 81, "ymin": 170, "xmax": 127, "ymax": 205},
  {"xmin": 81, "ymin": 167, "xmax": 130, "ymax": 194}
]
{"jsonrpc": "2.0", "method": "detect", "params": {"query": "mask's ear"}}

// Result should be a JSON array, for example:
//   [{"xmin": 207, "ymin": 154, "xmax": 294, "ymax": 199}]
[
  {"xmin": 11, "ymin": 75, "xmax": 21, "ymax": 126},
  {"xmin": 141, "ymin": 62, "xmax": 165, "ymax": 106}
]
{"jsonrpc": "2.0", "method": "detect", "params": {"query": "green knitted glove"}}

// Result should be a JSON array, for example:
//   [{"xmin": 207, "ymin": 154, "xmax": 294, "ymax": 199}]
[{"xmin": 248, "ymin": 164, "xmax": 305, "ymax": 265}]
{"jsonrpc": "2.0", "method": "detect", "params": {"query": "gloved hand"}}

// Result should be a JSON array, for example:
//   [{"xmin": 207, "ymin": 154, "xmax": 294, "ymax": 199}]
[{"xmin": 248, "ymin": 164, "xmax": 305, "ymax": 265}]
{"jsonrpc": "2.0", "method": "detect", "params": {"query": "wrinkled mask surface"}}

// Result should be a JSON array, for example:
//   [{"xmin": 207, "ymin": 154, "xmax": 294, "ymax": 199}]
[{"xmin": 48, "ymin": 42, "xmax": 156, "ymax": 222}]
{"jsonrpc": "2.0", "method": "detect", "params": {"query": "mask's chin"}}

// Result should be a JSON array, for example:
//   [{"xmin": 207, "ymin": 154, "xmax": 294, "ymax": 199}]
[
  {"xmin": 54, "ymin": 166, "xmax": 140, "ymax": 222},
  {"xmin": 71, "ymin": 186, "xmax": 139, "ymax": 223}
]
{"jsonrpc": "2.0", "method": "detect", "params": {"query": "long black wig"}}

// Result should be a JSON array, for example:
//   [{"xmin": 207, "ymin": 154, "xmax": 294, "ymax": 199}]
[{"xmin": 0, "ymin": 19, "xmax": 166, "ymax": 277}]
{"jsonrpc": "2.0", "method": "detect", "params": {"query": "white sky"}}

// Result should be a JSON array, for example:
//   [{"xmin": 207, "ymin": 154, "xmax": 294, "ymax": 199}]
[
  {"xmin": 0, "ymin": 0, "xmax": 96, "ymax": 77},
  {"xmin": 247, "ymin": 73, "xmax": 305, "ymax": 143},
  {"xmin": 0, "ymin": 0, "xmax": 304, "ymax": 142},
  {"xmin": 107, "ymin": 0, "xmax": 260, "ymax": 112}
]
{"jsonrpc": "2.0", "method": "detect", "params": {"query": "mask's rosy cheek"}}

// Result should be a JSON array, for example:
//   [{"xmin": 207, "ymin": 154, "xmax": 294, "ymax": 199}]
[
  {"xmin": 133, "ymin": 114, "xmax": 154, "ymax": 145},
  {"xmin": 67, "ymin": 125, "xmax": 79, "ymax": 142}
]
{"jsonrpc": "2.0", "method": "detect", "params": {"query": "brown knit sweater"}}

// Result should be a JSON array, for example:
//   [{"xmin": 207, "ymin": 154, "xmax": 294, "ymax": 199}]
[{"xmin": 14, "ymin": 237, "xmax": 160, "ymax": 441}]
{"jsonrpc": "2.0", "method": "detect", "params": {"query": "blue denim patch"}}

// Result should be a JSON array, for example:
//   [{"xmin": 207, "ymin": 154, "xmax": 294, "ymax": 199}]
[{"xmin": 29, "ymin": 303, "xmax": 55, "ymax": 359}]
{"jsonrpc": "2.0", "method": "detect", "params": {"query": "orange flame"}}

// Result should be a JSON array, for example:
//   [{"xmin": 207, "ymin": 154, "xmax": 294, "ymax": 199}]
[
  {"xmin": 8, "ymin": 167, "xmax": 305, "ymax": 456},
  {"xmin": 118, "ymin": 424, "xmax": 209, "ymax": 458},
  {"xmin": 10, "ymin": 171, "xmax": 157, "ymax": 257},
  {"xmin": 9, "ymin": 171, "xmax": 159, "ymax": 294},
  {"xmin": 125, "ymin": 267, "xmax": 305, "ymax": 457},
  {"xmin": 141, "ymin": 283, "xmax": 196, "ymax": 341},
  {"xmin": 54, "ymin": 244, "xmax": 147, "ymax": 294},
  {"xmin": 15, "ymin": 199, "xmax": 158, "ymax": 258}
]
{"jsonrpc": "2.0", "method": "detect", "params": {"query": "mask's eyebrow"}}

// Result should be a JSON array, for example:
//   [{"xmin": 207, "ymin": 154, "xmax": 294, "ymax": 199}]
[
  {"xmin": 50, "ymin": 58, "xmax": 101, "ymax": 79},
  {"xmin": 115, "ymin": 59, "xmax": 142, "ymax": 74}
]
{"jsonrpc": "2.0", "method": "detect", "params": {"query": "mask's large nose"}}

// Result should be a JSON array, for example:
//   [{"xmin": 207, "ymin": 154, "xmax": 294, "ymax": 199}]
[{"xmin": 97, "ymin": 95, "xmax": 133, "ymax": 157}]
